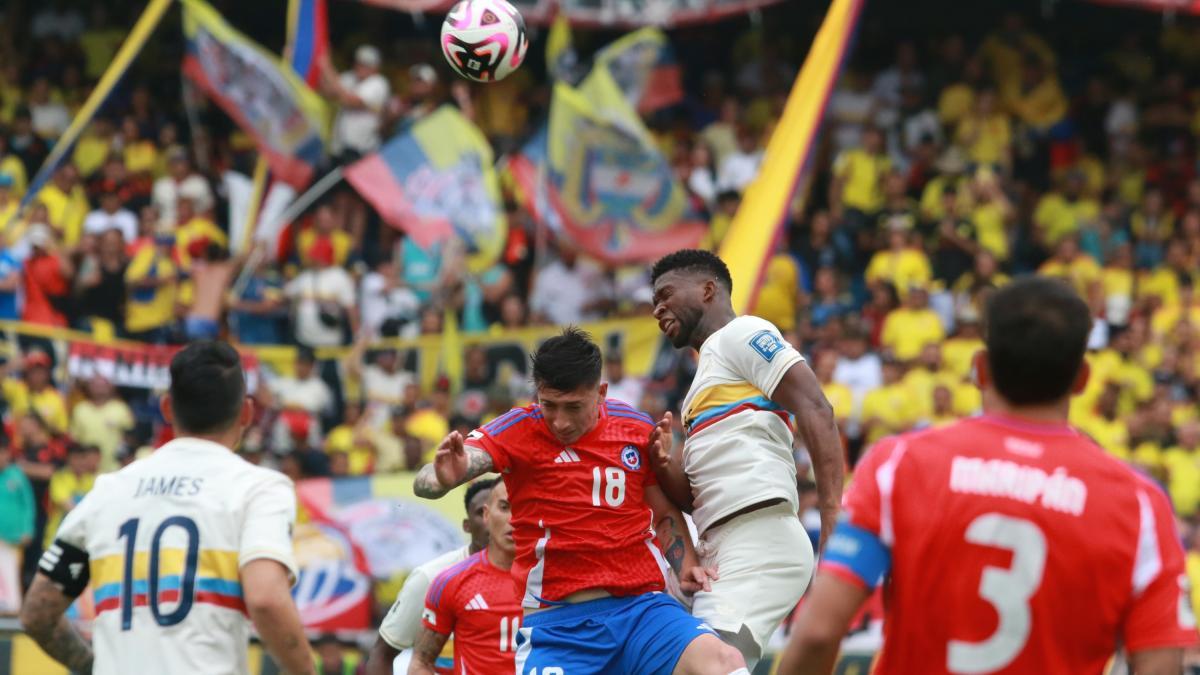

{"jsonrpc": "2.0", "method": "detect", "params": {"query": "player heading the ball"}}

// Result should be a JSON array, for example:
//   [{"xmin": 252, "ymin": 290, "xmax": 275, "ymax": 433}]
[{"xmin": 413, "ymin": 327, "xmax": 751, "ymax": 675}]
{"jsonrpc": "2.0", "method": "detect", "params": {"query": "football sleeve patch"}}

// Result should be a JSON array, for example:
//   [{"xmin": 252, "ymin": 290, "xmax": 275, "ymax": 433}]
[
  {"xmin": 38, "ymin": 539, "xmax": 90, "ymax": 598},
  {"xmin": 819, "ymin": 522, "xmax": 891, "ymax": 591}
]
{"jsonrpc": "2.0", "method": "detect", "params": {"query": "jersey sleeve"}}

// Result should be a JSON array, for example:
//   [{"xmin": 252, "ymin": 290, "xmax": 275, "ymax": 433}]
[
  {"xmin": 1122, "ymin": 482, "xmax": 1200, "ymax": 652},
  {"xmin": 719, "ymin": 316, "xmax": 805, "ymax": 399},
  {"xmin": 39, "ymin": 475, "xmax": 105, "ymax": 597},
  {"xmin": 819, "ymin": 438, "xmax": 907, "ymax": 592},
  {"xmin": 464, "ymin": 407, "xmax": 533, "ymax": 473},
  {"xmin": 421, "ymin": 568, "xmax": 460, "ymax": 637},
  {"xmin": 238, "ymin": 471, "xmax": 299, "ymax": 584},
  {"xmin": 379, "ymin": 567, "xmax": 435, "ymax": 649}
]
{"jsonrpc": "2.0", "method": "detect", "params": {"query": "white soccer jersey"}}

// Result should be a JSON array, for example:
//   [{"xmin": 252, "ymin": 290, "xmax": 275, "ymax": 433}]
[
  {"xmin": 379, "ymin": 544, "xmax": 471, "ymax": 649},
  {"xmin": 52, "ymin": 438, "xmax": 298, "ymax": 675},
  {"xmin": 679, "ymin": 315, "xmax": 804, "ymax": 533}
]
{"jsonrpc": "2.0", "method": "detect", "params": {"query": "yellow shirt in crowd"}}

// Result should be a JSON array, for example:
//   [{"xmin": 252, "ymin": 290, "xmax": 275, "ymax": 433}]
[
  {"xmin": 125, "ymin": 246, "xmax": 177, "ymax": 333},
  {"xmin": 69, "ymin": 400, "xmax": 135, "ymax": 473},
  {"xmin": 44, "ymin": 470, "xmax": 97, "ymax": 548},
  {"xmin": 37, "ymin": 183, "xmax": 90, "ymax": 247},
  {"xmin": 941, "ymin": 336, "xmax": 984, "ymax": 380},
  {"xmin": 1039, "ymin": 255, "xmax": 1101, "ymax": 297},
  {"xmin": 821, "ymin": 381, "xmax": 854, "ymax": 425},
  {"xmin": 864, "ymin": 249, "xmax": 932, "ymax": 295},
  {"xmin": 881, "ymin": 307, "xmax": 945, "ymax": 362},
  {"xmin": 123, "ymin": 141, "xmax": 159, "ymax": 176},
  {"xmin": 860, "ymin": 382, "xmax": 919, "ymax": 445},
  {"xmin": 325, "ymin": 425, "xmax": 376, "ymax": 476},
  {"xmin": 4, "ymin": 380, "xmax": 69, "ymax": 434},
  {"xmin": 1033, "ymin": 193, "xmax": 1100, "ymax": 246},
  {"xmin": 753, "ymin": 255, "xmax": 800, "ymax": 332},
  {"xmin": 175, "ymin": 217, "xmax": 229, "ymax": 270},
  {"xmin": 955, "ymin": 114, "xmax": 1011, "ymax": 166},
  {"xmin": 834, "ymin": 149, "xmax": 890, "ymax": 213},
  {"xmin": 1, "ymin": 155, "xmax": 27, "ymax": 197}
]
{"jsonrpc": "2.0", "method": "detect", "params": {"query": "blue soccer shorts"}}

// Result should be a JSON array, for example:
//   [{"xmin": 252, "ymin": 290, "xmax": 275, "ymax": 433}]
[{"xmin": 514, "ymin": 592, "xmax": 716, "ymax": 675}]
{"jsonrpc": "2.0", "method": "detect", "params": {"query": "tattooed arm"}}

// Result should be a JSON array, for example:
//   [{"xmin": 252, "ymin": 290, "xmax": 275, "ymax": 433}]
[
  {"xmin": 19, "ymin": 575, "xmax": 94, "ymax": 674},
  {"xmin": 413, "ymin": 431, "xmax": 495, "ymax": 499},
  {"xmin": 644, "ymin": 485, "xmax": 714, "ymax": 596},
  {"xmin": 407, "ymin": 626, "xmax": 450, "ymax": 675}
]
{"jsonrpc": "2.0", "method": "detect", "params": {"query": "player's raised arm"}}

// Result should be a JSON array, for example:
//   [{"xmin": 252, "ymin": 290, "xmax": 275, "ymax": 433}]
[
  {"xmin": 770, "ymin": 360, "xmax": 844, "ymax": 548},
  {"xmin": 649, "ymin": 412, "xmax": 694, "ymax": 513},
  {"xmin": 413, "ymin": 430, "xmax": 495, "ymax": 499}
]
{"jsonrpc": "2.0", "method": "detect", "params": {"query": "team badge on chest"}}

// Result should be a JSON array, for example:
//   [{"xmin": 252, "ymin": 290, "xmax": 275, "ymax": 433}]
[{"xmin": 620, "ymin": 445, "xmax": 642, "ymax": 471}]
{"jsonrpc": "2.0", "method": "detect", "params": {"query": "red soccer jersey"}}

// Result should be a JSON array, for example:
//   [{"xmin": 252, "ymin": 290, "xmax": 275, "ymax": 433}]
[
  {"xmin": 466, "ymin": 400, "xmax": 668, "ymax": 608},
  {"xmin": 822, "ymin": 414, "xmax": 1199, "ymax": 674},
  {"xmin": 422, "ymin": 550, "xmax": 523, "ymax": 675}
]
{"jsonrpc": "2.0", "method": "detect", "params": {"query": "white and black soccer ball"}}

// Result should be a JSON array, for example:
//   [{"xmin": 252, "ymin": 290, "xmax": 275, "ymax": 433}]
[{"xmin": 440, "ymin": 0, "xmax": 529, "ymax": 83}]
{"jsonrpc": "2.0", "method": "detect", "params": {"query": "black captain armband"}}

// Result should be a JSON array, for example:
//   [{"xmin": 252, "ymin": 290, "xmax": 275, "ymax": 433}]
[{"xmin": 38, "ymin": 540, "xmax": 91, "ymax": 598}]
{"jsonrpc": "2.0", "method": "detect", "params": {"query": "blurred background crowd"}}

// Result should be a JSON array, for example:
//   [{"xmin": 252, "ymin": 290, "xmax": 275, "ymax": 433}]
[{"xmin": 0, "ymin": 0, "xmax": 1199, "ymax": 667}]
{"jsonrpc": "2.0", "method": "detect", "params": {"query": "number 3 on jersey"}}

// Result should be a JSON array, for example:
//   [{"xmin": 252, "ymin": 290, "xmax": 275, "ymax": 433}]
[
  {"xmin": 949, "ymin": 513, "xmax": 1048, "ymax": 673},
  {"xmin": 591, "ymin": 467, "xmax": 626, "ymax": 507}
]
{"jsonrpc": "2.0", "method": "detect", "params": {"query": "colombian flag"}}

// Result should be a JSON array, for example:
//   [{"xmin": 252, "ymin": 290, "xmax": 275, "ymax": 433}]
[
  {"xmin": 287, "ymin": 0, "xmax": 329, "ymax": 87},
  {"xmin": 719, "ymin": 0, "xmax": 865, "ymax": 312}
]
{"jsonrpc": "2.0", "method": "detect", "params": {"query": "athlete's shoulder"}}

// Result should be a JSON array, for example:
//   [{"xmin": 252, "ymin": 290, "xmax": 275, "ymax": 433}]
[
  {"xmin": 414, "ymin": 545, "xmax": 473, "ymax": 581},
  {"xmin": 478, "ymin": 404, "xmax": 543, "ymax": 439},
  {"xmin": 604, "ymin": 399, "xmax": 655, "ymax": 429},
  {"xmin": 427, "ymin": 551, "xmax": 485, "ymax": 607}
]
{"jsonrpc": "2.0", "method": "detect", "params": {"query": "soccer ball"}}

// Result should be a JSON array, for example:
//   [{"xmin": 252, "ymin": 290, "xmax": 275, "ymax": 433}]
[{"xmin": 440, "ymin": 0, "xmax": 529, "ymax": 83}]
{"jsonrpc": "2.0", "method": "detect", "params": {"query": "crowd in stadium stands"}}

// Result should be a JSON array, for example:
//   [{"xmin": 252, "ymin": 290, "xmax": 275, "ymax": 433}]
[{"xmin": 0, "ymin": 0, "xmax": 1198, "ymax": 658}]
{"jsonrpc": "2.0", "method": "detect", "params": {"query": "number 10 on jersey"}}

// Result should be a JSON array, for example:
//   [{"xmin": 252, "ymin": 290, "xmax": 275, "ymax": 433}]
[{"xmin": 591, "ymin": 467, "xmax": 626, "ymax": 507}]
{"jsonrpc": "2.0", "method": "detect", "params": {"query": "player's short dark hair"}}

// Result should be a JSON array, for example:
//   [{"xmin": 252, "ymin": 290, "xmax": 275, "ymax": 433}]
[
  {"xmin": 531, "ymin": 327, "xmax": 602, "ymax": 392},
  {"xmin": 984, "ymin": 276, "xmax": 1091, "ymax": 406},
  {"xmin": 169, "ymin": 341, "xmax": 246, "ymax": 435},
  {"xmin": 650, "ymin": 250, "xmax": 733, "ymax": 294},
  {"xmin": 465, "ymin": 477, "xmax": 500, "ymax": 511}
]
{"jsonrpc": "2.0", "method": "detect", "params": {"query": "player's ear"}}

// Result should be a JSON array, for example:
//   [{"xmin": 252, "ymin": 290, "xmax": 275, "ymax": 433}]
[
  {"xmin": 971, "ymin": 350, "xmax": 989, "ymax": 390},
  {"xmin": 703, "ymin": 279, "xmax": 716, "ymax": 303},
  {"xmin": 239, "ymin": 397, "xmax": 254, "ymax": 427},
  {"xmin": 597, "ymin": 381, "xmax": 608, "ymax": 399},
  {"xmin": 160, "ymin": 395, "xmax": 175, "ymax": 426},
  {"xmin": 1071, "ymin": 359, "xmax": 1090, "ymax": 395}
]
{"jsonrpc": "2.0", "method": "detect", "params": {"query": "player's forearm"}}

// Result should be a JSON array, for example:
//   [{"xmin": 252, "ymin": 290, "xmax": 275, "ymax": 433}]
[
  {"xmin": 248, "ymin": 598, "xmax": 316, "ymax": 675},
  {"xmin": 1129, "ymin": 647, "xmax": 1184, "ymax": 675},
  {"xmin": 413, "ymin": 463, "xmax": 453, "ymax": 499},
  {"xmin": 652, "ymin": 451, "xmax": 694, "ymax": 514},
  {"xmin": 24, "ymin": 615, "xmax": 94, "ymax": 674},
  {"xmin": 365, "ymin": 638, "xmax": 400, "ymax": 675},
  {"xmin": 795, "ymin": 399, "xmax": 844, "ymax": 516},
  {"xmin": 407, "ymin": 657, "xmax": 438, "ymax": 675},
  {"xmin": 655, "ymin": 511, "xmax": 694, "ymax": 577}
]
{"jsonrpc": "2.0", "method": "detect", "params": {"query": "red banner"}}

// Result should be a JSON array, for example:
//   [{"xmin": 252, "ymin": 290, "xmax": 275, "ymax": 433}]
[{"xmin": 66, "ymin": 341, "xmax": 261, "ymax": 392}]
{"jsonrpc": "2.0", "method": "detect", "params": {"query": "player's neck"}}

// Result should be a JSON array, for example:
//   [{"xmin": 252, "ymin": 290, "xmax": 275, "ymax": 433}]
[
  {"xmin": 486, "ymin": 543, "xmax": 514, "ymax": 571},
  {"xmin": 983, "ymin": 392, "xmax": 1071, "ymax": 427},
  {"xmin": 689, "ymin": 305, "xmax": 737, "ymax": 350}
]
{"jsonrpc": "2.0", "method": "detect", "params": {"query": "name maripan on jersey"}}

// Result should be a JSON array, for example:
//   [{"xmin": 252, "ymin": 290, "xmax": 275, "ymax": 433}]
[
  {"xmin": 133, "ymin": 475, "xmax": 205, "ymax": 498},
  {"xmin": 949, "ymin": 456, "xmax": 1088, "ymax": 516}
]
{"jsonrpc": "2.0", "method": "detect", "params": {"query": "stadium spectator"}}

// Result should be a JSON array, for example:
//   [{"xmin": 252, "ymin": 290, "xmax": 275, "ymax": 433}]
[
  {"xmin": 151, "ymin": 148, "xmax": 213, "ymax": 229},
  {"xmin": 287, "ymin": 237, "xmax": 358, "ymax": 348}
]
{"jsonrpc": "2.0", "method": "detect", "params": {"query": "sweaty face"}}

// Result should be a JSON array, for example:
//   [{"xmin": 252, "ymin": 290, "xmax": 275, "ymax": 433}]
[
  {"xmin": 538, "ymin": 383, "xmax": 605, "ymax": 445},
  {"xmin": 484, "ymin": 482, "xmax": 514, "ymax": 555},
  {"xmin": 652, "ymin": 270, "xmax": 708, "ymax": 349}
]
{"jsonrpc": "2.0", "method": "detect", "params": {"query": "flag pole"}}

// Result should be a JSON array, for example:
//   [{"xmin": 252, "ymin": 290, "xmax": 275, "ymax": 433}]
[{"xmin": 4, "ymin": 0, "xmax": 176, "ymax": 234}]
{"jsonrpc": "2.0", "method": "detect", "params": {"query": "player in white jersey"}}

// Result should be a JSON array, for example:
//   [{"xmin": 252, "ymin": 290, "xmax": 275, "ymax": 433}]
[
  {"xmin": 366, "ymin": 478, "xmax": 496, "ymax": 675},
  {"xmin": 648, "ymin": 250, "xmax": 845, "ymax": 667},
  {"xmin": 20, "ymin": 341, "xmax": 314, "ymax": 675}
]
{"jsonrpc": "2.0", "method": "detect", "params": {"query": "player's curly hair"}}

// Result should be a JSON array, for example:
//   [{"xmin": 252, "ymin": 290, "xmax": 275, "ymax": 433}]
[
  {"xmin": 650, "ymin": 249, "xmax": 733, "ymax": 293},
  {"xmin": 530, "ymin": 327, "xmax": 602, "ymax": 392}
]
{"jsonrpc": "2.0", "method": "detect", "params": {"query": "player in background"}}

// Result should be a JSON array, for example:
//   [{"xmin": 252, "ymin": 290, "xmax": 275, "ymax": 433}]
[
  {"xmin": 410, "ymin": 481, "xmax": 520, "ymax": 674},
  {"xmin": 19, "ymin": 341, "xmax": 314, "ymax": 675},
  {"xmin": 413, "ymin": 328, "xmax": 749, "ymax": 675},
  {"xmin": 648, "ymin": 249, "xmax": 844, "ymax": 667},
  {"xmin": 779, "ymin": 276, "xmax": 1200, "ymax": 675},
  {"xmin": 367, "ymin": 479, "xmax": 496, "ymax": 675}
]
